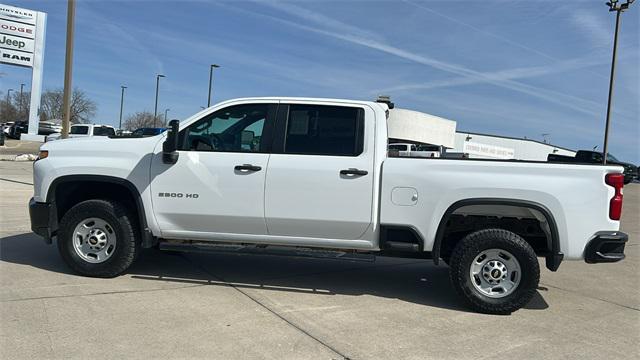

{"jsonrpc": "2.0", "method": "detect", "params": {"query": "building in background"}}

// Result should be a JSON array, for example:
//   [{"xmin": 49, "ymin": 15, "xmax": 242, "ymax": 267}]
[
  {"xmin": 450, "ymin": 131, "xmax": 576, "ymax": 161},
  {"xmin": 384, "ymin": 106, "xmax": 575, "ymax": 161}
]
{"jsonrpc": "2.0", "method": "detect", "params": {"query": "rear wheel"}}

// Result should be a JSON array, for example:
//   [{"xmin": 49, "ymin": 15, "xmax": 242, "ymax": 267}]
[
  {"xmin": 449, "ymin": 228, "xmax": 539, "ymax": 314},
  {"xmin": 57, "ymin": 199, "xmax": 139, "ymax": 277}
]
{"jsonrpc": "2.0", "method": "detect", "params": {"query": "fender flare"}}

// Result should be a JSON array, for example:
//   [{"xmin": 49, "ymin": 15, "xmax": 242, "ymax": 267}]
[
  {"xmin": 432, "ymin": 198, "xmax": 563, "ymax": 271},
  {"xmin": 47, "ymin": 175, "xmax": 155, "ymax": 248}
]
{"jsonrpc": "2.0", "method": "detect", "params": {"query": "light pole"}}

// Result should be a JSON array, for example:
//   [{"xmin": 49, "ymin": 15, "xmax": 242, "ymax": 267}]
[
  {"xmin": 119, "ymin": 85, "xmax": 127, "ymax": 130},
  {"xmin": 207, "ymin": 64, "xmax": 220, "ymax": 107},
  {"xmin": 154, "ymin": 74, "xmax": 165, "ymax": 127},
  {"xmin": 4, "ymin": 89, "xmax": 13, "ymax": 121},
  {"xmin": 164, "ymin": 108, "xmax": 170, "ymax": 124},
  {"xmin": 19, "ymin": 83, "xmax": 24, "ymax": 119},
  {"xmin": 602, "ymin": 0, "xmax": 635, "ymax": 164}
]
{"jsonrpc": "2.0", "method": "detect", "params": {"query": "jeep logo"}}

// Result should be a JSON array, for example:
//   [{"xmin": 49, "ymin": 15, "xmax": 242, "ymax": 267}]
[
  {"xmin": 158, "ymin": 192, "xmax": 199, "ymax": 199},
  {"xmin": 0, "ymin": 35, "xmax": 26, "ymax": 49}
]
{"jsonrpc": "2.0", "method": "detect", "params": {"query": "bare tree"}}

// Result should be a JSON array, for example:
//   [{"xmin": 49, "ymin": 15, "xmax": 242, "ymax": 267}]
[
  {"xmin": 122, "ymin": 111, "xmax": 167, "ymax": 131},
  {"xmin": 0, "ymin": 98, "xmax": 18, "ymax": 122},
  {"xmin": 40, "ymin": 88, "xmax": 97, "ymax": 124},
  {"xmin": 10, "ymin": 91, "xmax": 30, "ymax": 122}
]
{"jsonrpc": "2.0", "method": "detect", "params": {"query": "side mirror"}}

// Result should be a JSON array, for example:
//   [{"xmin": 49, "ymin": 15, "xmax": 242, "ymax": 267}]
[{"xmin": 162, "ymin": 119, "xmax": 180, "ymax": 164}]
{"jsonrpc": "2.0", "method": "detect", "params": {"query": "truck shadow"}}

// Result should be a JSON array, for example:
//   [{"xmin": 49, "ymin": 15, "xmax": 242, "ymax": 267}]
[{"xmin": 1, "ymin": 232, "xmax": 548, "ymax": 313}]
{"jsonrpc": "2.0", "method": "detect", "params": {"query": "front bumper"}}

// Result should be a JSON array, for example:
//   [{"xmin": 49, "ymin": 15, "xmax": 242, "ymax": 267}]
[
  {"xmin": 29, "ymin": 198, "xmax": 56, "ymax": 244},
  {"xmin": 584, "ymin": 231, "xmax": 627, "ymax": 264}
]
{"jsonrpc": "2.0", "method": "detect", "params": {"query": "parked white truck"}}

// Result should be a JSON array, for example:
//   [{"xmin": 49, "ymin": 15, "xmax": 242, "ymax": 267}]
[{"xmin": 29, "ymin": 97, "xmax": 628, "ymax": 314}]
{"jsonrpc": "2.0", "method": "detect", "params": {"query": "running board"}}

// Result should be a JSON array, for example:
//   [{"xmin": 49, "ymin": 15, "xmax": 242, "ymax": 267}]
[{"xmin": 159, "ymin": 242, "xmax": 376, "ymax": 262}]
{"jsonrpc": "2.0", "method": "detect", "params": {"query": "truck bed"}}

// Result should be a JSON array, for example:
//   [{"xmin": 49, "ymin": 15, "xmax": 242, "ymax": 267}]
[{"xmin": 380, "ymin": 157, "xmax": 621, "ymax": 260}]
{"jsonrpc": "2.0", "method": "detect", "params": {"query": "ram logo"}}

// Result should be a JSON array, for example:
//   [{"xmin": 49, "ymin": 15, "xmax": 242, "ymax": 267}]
[{"xmin": 158, "ymin": 192, "xmax": 199, "ymax": 199}]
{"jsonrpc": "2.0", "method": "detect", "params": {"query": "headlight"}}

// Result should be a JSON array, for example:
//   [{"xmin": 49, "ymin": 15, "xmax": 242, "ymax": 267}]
[{"xmin": 37, "ymin": 150, "xmax": 48, "ymax": 160}]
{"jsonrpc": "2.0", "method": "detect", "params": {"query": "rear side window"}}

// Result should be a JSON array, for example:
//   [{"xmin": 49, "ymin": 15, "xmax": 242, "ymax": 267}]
[
  {"xmin": 94, "ymin": 127, "xmax": 115, "ymax": 136},
  {"xmin": 70, "ymin": 126, "xmax": 89, "ymax": 135},
  {"xmin": 389, "ymin": 144, "xmax": 407, "ymax": 151},
  {"xmin": 284, "ymin": 105, "xmax": 363, "ymax": 156}
]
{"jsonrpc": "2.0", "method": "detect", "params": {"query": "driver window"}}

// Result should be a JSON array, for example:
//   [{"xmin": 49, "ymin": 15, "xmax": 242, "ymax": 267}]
[{"xmin": 181, "ymin": 104, "xmax": 268, "ymax": 152}]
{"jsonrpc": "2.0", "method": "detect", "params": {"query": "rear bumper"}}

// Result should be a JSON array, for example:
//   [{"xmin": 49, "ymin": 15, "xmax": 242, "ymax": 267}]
[
  {"xmin": 584, "ymin": 231, "xmax": 627, "ymax": 264},
  {"xmin": 29, "ymin": 198, "xmax": 56, "ymax": 244}
]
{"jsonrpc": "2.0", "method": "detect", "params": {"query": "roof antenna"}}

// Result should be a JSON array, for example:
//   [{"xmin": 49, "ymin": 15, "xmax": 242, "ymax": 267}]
[{"xmin": 376, "ymin": 95, "xmax": 395, "ymax": 109}]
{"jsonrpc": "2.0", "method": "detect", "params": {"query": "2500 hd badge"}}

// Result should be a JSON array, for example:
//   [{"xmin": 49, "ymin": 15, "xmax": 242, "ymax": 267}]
[{"xmin": 158, "ymin": 192, "xmax": 199, "ymax": 199}]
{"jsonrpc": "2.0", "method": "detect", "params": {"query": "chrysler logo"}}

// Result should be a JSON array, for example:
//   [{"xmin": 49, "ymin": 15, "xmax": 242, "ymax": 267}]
[{"xmin": 0, "ymin": 7, "xmax": 34, "ymax": 20}]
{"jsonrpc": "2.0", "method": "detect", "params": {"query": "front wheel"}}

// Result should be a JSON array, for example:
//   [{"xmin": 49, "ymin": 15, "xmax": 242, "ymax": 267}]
[
  {"xmin": 449, "ymin": 229, "xmax": 539, "ymax": 314},
  {"xmin": 57, "ymin": 199, "xmax": 139, "ymax": 278}
]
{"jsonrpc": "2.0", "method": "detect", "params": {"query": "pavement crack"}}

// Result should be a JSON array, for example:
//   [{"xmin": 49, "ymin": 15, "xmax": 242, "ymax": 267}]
[
  {"xmin": 0, "ymin": 177, "xmax": 33, "ymax": 186},
  {"xmin": 1, "ymin": 284, "xmax": 204, "ymax": 303},
  {"xmin": 41, "ymin": 299, "xmax": 56, "ymax": 355},
  {"xmin": 179, "ymin": 253, "xmax": 352, "ymax": 360},
  {"xmin": 540, "ymin": 282, "xmax": 640, "ymax": 311}
]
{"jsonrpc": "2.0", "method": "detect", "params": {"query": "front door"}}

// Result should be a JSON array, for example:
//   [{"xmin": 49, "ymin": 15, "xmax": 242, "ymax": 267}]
[
  {"xmin": 150, "ymin": 102, "xmax": 277, "ymax": 237},
  {"xmin": 264, "ymin": 103, "xmax": 376, "ymax": 240}
]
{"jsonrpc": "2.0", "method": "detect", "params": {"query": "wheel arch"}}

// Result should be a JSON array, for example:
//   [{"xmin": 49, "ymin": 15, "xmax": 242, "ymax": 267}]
[
  {"xmin": 433, "ymin": 198, "xmax": 563, "ymax": 271},
  {"xmin": 47, "ymin": 175, "xmax": 155, "ymax": 248}
]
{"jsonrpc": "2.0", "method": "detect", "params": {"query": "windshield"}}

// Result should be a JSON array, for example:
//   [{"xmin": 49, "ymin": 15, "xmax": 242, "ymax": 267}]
[
  {"xmin": 70, "ymin": 126, "xmax": 89, "ymax": 135},
  {"xmin": 607, "ymin": 153, "xmax": 619, "ymax": 162},
  {"xmin": 417, "ymin": 145, "xmax": 440, "ymax": 151}
]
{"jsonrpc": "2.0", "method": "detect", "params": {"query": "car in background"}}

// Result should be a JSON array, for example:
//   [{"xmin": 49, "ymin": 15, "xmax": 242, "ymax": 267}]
[
  {"xmin": 116, "ymin": 129, "xmax": 132, "ymax": 136},
  {"xmin": 2, "ymin": 122, "xmax": 14, "ymax": 135},
  {"xmin": 7, "ymin": 121, "xmax": 28, "ymax": 139},
  {"xmin": 38, "ymin": 121, "xmax": 63, "ymax": 135},
  {"xmin": 46, "ymin": 124, "xmax": 116, "ymax": 142},
  {"xmin": 389, "ymin": 143, "xmax": 442, "ymax": 158},
  {"xmin": 548, "ymin": 150, "xmax": 638, "ymax": 184},
  {"xmin": 132, "ymin": 127, "xmax": 167, "ymax": 137}
]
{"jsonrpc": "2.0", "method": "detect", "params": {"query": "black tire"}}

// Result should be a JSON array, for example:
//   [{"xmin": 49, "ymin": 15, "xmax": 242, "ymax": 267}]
[
  {"xmin": 449, "ymin": 228, "xmax": 539, "ymax": 315},
  {"xmin": 57, "ymin": 199, "xmax": 139, "ymax": 278}
]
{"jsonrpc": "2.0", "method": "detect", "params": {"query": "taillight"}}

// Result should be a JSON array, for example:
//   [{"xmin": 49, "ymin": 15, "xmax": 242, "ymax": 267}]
[{"xmin": 605, "ymin": 173, "xmax": 624, "ymax": 220}]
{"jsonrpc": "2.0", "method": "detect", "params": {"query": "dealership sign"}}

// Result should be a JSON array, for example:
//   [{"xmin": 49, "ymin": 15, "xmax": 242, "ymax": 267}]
[
  {"xmin": 0, "ymin": 3, "xmax": 46, "ymax": 140},
  {"xmin": 0, "ymin": 4, "xmax": 43, "ymax": 68}
]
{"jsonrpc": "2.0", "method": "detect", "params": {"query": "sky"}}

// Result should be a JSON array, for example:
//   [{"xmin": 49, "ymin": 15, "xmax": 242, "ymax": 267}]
[{"xmin": 1, "ymin": 0, "xmax": 638, "ymax": 162}]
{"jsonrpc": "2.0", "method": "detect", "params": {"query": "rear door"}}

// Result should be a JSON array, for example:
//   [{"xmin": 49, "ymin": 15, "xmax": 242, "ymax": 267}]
[{"xmin": 264, "ymin": 102, "xmax": 376, "ymax": 240}]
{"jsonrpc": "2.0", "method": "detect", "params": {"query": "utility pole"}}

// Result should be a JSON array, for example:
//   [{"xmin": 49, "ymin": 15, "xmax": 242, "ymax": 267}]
[
  {"xmin": 61, "ymin": 0, "xmax": 76, "ymax": 139},
  {"xmin": 19, "ymin": 83, "xmax": 24, "ymax": 120},
  {"xmin": 602, "ymin": 0, "xmax": 635, "ymax": 164},
  {"xmin": 207, "ymin": 64, "xmax": 220, "ymax": 107},
  {"xmin": 154, "ymin": 74, "xmax": 165, "ymax": 127},
  {"xmin": 119, "ymin": 85, "xmax": 127, "ymax": 130}
]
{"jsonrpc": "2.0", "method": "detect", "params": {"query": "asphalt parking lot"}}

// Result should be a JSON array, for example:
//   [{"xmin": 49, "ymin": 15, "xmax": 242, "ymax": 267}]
[{"xmin": 1, "ymin": 160, "xmax": 638, "ymax": 359}]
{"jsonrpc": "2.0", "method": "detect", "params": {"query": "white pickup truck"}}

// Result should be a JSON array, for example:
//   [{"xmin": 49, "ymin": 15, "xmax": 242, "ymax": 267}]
[
  {"xmin": 45, "ymin": 124, "xmax": 116, "ymax": 142},
  {"xmin": 29, "ymin": 97, "xmax": 628, "ymax": 314}
]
